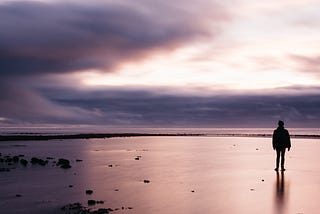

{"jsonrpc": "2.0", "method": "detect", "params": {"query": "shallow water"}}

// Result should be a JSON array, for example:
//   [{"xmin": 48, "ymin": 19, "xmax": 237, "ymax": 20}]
[{"xmin": 0, "ymin": 136, "xmax": 319, "ymax": 213}]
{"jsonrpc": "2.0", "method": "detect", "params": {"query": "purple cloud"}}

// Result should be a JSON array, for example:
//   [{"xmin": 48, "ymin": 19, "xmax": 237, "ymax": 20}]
[{"xmin": 0, "ymin": 0, "xmax": 229, "ymax": 76}]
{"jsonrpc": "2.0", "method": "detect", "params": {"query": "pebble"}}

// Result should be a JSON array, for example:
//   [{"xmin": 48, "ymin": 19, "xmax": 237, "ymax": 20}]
[
  {"xmin": 87, "ymin": 200, "xmax": 96, "ymax": 206},
  {"xmin": 143, "ymin": 180, "xmax": 150, "ymax": 183},
  {"xmin": 86, "ymin": 190, "xmax": 93, "ymax": 195}
]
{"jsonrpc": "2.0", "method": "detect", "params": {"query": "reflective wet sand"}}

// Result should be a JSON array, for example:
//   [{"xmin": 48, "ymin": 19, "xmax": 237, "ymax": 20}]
[{"xmin": 0, "ymin": 137, "xmax": 318, "ymax": 213}]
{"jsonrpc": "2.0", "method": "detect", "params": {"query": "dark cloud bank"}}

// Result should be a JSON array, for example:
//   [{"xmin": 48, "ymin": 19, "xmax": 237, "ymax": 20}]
[
  {"xmin": 2, "ymin": 85, "xmax": 320, "ymax": 128},
  {"xmin": 0, "ymin": 0, "xmax": 226, "ymax": 75},
  {"xmin": 0, "ymin": 1, "xmax": 320, "ymax": 127}
]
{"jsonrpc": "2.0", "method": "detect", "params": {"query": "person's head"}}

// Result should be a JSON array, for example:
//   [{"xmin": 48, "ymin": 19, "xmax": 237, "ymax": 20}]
[{"xmin": 278, "ymin": 120, "xmax": 284, "ymax": 127}]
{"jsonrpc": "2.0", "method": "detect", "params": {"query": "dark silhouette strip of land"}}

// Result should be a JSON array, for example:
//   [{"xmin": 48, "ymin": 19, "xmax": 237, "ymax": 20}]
[
  {"xmin": 1, "ymin": 133, "xmax": 320, "ymax": 141},
  {"xmin": 0, "ymin": 133, "xmax": 204, "ymax": 141}
]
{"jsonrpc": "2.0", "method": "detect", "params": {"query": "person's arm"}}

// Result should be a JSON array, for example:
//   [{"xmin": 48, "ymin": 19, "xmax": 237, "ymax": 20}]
[
  {"xmin": 272, "ymin": 130, "xmax": 276, "ymax": 150},
  {"xmin": 287, "ymin": 130, "xmax": 291, "ymax": 151}
]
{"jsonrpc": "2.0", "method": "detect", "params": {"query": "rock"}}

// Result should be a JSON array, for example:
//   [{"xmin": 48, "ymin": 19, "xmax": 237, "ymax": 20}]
[
  {"xmin": 86, "ymin": 190, "xmax": 93, "ymax": 195},
  {"xmin": 250, "ymin": 188, "xmax": 255, "ymax": 191},
  {"xmin": 76, "ymin": 159, "xmax": 83, "ymax": 162},
  {"xmin": 262, "ymin": 179, "xmax": 265, "ymax": 182},
  {"xmin": 12, "ymin": 156, "xmax": 19, "ymax": 163},
  {"xmin": 57, "ymin": 158, "xmax": 71, "ymax": 169},
  {"xmin": 191, "ymin": 190, "xmax": 195, "ymax": 192},
  {"xmin": 5, "ymin": 157, "xmax": 13, "ymax": 163},
  {"xmin": 61, "ymin": 203, "xmax": 86, "ymax": 213},
  {"xmin": 31, "ymin": 157, "xmax": 48, "ymax": 166},
  {"xmin": 0, "ymin": 158, "xmax": 3, "ymax": 162},
  {"xmin": 134, "ymin": 155, "xmax": 142, "ymax": 160},
  {"xmin": 87, "ymin": 200, "xmax": 96, "ymax": 206},
  {"xmin": 143, "ymin": 180, "xmax": 150, "ymax": 183},
  {"xmin": 127, "ymin": 207, "xmax": 133, "ymax": 210},
  {"xmin": 114, "ymin": 189, "xmax": 119, "ymax": 191},
  {"xmin": 108, "ymin": 164, "xmax": 113, "ymax": 167},
  {"xmin": 96, "ymin": 208, "xmax": 113, "ymax": 213},
  {"xmin": 60, "ymin": 164, "xmax": 72, "ymax": 169},
  {"xmin": 46, "ymin": 157, "xmax": 54, "ymax": 160},
  {"xmin": 20, "ymin": 159, "xmax": 28, "ymax": 166},
  {"xmin": 18, "ymin": 154, "xmax": 24, "ymax": 157},
  {"xmin": 96, "ymin": 200, "xmax": 104, "ymax": 204},
  {"xmin": 69, "ymin": 185, "xmax": 73, "ymax": 188},
  {"xmin": 16, "ymin": 194, "xmax": 22, "ymax": 197}
]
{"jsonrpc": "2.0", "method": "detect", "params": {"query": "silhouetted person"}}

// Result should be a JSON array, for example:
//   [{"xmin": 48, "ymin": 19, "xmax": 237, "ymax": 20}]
[{"xmin": 272, "ymin": 120, "xmax": 291, "ymax": 171}]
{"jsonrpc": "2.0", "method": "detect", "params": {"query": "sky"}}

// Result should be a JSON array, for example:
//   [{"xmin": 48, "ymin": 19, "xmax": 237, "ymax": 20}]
[{"xmin": 1, "ymin": 0, "xmax": 320, "ymax": 128}]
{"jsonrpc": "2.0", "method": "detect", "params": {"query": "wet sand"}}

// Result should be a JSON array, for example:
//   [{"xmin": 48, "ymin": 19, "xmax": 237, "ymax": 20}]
[{"xmin": 0, "ymin": 136, "xmax": 319, "ymax": 213}]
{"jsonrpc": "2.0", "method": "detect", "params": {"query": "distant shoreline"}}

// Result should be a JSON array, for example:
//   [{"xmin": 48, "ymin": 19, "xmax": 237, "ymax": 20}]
[{"xmin": 1, "ymin": 133, "xmax": 320, "ymax": 141}]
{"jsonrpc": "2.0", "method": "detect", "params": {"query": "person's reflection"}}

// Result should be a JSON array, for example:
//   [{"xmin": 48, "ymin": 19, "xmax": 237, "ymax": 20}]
[{"xmin": 275, "ymin": 171, "xmax": 286, "ymax": 213}]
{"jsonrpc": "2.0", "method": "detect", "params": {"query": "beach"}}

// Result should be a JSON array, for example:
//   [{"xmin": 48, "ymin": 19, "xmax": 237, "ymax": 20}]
[{"xmin": 0, "ymin": 136, "xmax": 319, "ymax": 213}]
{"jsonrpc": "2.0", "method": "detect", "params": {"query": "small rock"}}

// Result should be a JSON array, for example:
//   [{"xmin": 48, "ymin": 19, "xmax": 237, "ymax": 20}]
[
  {"xmin": 12, "ymin": 156, "xmax": 19, "ymax": 163},
  {"xmin": 262, "ymin": 179, "xmax": 265, "ymax": 182},
  {"xmin": 76, "ymin": 159, "xmax": 83, "ymax": 162},
  {"xmin": 143, "ymin": 180, "xmax": 150, "ymax": 183},
  {"xmin": 5, "ymin": 157, "xmax": 13, "ymax": 162},
  {"xmin": 96, "ymin": 200, "xmax": 104, "ymax": 204},
  {"xmin": 18, "ymin": 154, "xmax": 24, "ymax": 157},
  {"xmin": 134, "ymin": 157, "xmax": 140, "ymax": 160},
  {"xmin": 16, "ymin": 194, "xmax": 22, "ymax": 197},
  {"xmin": 69, "ymin": 185, "xmax": 73, "ymax": 188},
  {"xmin": 127, "ymin": 207, "xmax": 133, "ymax": 210},
  {"xmin": 250, "ymin": 188, "xmax": 255, "ymax": 191},
  {"xmin": 256, "ymin": 148, "xmax": 259, "ymax": 150},
  {"xmin": 87, "ymin": 200, "xmax": 96, "ymax": 206},
  {"xmin": 20, "ymin": 159, "xmax": 28, "ymax": 166},
  {"xmin": 46, "ymin": 157, "xmax": 54, "ymax": 160},
  {"xmin": 31, "ymin": 157, "xmax": 47, "ymax": 166},
  {"xmin": 114, "ymin": 189, "xmax": 119, "ymax": 191},
  {"xmin": 57, "ymin": 158, "xmax": 71, "ymax": 169},
  {"xmin": 191, "ymin": 190, "xmax": 195, "ymax": 193},
  {"xmin": 108, "ymin": 164, "xmax": 113, "ymax": 167},
  {"xmin": 86, "ymin": 190, "xmax": 93, "ymax": 195},
  {"xmin": 97, "ymin": 208, "xmax": 113, "ymax": 213}
]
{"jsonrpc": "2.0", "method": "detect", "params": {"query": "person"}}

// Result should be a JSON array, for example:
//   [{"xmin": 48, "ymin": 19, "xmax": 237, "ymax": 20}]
[{"xmin": 272, "ymin": 120, "xmax": 291, "ymax": 171}]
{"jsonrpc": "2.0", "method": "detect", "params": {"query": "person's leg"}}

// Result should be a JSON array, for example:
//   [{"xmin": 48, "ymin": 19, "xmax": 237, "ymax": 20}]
[
  {"xmin": 275, "ymin": 149, "xmax": 280, "ymax": 170},
  {"xmin": 281, "ymin": 148, "xmax": 286, "ymax": 170}
]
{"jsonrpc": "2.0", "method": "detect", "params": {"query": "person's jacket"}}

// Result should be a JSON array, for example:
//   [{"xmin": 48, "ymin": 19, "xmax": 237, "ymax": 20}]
[{"xmin": 272, "ymin": 127, "xmax": 291, "ymax": 149}]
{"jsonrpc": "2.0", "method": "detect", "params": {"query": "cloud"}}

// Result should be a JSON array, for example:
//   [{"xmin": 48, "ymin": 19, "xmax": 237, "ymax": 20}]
[
  {"xmin": 1, "ymin": 81, "xmax": 320, "ymax": 127},
  {"xmin": 0, "ymin": 0, "xmax": 228, "ymax": 76},
  {"xmin": 0, "ymin": 0, "xmax": 232, "ymax": 126},
  {"xmin": 290, "ymin": 54, "xmax": 320, "ymax": 74},
  {"xmin": 0, "ymin": 82, "xmax": 106, "ymax": 124},
  {"xmin": 11, "ymin": 85, "xmax": 317, "ymax": 127}
]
